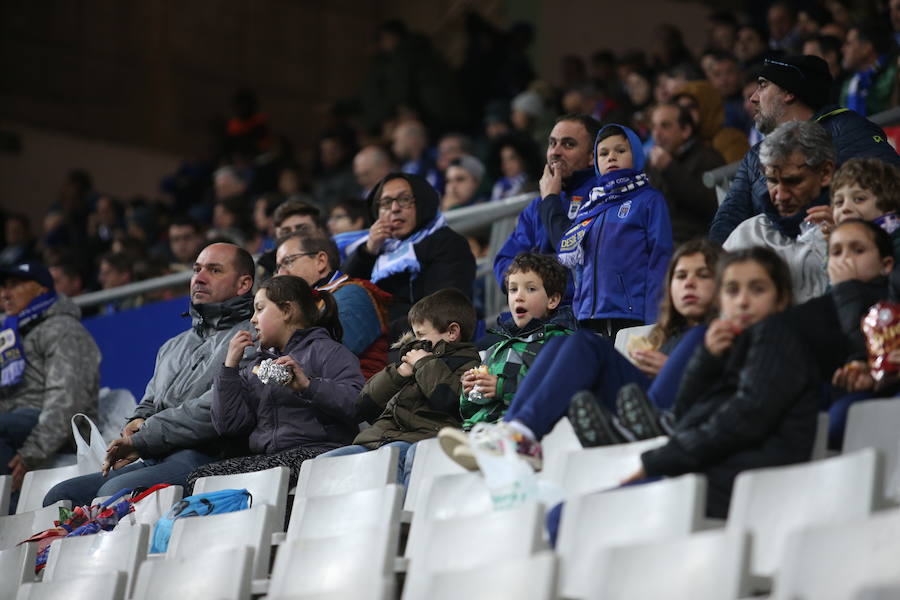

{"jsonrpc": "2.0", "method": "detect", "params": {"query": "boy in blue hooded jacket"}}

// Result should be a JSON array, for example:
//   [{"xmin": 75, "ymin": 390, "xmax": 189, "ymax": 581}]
[{"xmin": 545, "ymin": 123, "xmax": 673, "ymax": 336}]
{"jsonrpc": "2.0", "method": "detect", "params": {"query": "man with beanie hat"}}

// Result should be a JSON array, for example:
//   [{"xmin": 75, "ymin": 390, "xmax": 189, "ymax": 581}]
[
  {"xmin": 0, "ymin": 261, "xmax": 101, "ymax": 494},
  {"xmin": 710, "ymin": 55, "xmax": 900, "ymax": 243},
  {"xmin": 443, "ymin": 155, "xmax": 487, "ymax": 211}
]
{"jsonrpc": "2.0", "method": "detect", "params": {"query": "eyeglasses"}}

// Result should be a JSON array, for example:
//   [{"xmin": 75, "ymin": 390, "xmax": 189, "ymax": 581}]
[
  {"xmin": 275, "ymin": 252, "xmax": 316, "ymax": 272},
  {"xmin": 377, "ymin": 194, "xmax": 415, "ymax": 212}
]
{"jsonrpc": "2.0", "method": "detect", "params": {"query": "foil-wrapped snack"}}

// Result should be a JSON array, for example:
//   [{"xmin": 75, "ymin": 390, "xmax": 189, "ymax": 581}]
[{"xmin": 253, "ymin": 358, "xmax": 294, "ymax": 386}]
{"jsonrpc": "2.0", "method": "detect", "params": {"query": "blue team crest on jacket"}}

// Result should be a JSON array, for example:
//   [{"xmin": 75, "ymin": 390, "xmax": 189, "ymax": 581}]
[
  {"xmin": 568, "ymin": 196, "xmax": 583, "ymax": 219},
  {"xmin": 617, "ymin": 201, "xmax": 632, "ymax": 219}
]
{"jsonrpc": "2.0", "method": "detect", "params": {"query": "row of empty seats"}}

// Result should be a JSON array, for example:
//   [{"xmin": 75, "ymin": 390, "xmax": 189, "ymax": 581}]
[{"xmin": 2, "ymin": 397, "xmax": 900, "ymax": 599}]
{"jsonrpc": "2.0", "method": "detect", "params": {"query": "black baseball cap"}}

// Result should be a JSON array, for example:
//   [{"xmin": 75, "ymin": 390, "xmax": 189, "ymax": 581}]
[{"xmin": 0, "ymin": 261, "xmax": 55, "ymax": 290}]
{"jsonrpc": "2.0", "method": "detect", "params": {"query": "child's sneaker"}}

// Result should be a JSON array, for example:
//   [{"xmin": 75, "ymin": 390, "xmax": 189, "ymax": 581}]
[
  {"xmin": 567, "ymin": 390, "xmax": 636, "ymax": 447},
  {"xmin": 438, "ymin": 427, "xmax": 478, "ymax": 470},
  {"xmin": 440, "ymin": 422, "xmax": 544, "ymax": 472},
  {"xmin": 615, "ymin": 383, "xmax": 668, "ymax": 439}
]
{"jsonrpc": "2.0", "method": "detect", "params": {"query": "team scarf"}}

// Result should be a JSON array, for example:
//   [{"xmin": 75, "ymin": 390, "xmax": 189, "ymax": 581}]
[
  {"xmin": 875, "ymin": 212, "xmax": 900, "ymax": 235},
  {"xmin": 845, "ymin": 55, "xmax": 887, "ymax": 116},
  {"xmin": 367, "ymin": 213, "xmax": 447, "ymax": 283},
  {"xmin": 558, "ymin": 169, "xmax": 649, "ymax": 268},
  {"xmin": 0, "ymin": 290, "xmax": 57, "ymax": 387}
]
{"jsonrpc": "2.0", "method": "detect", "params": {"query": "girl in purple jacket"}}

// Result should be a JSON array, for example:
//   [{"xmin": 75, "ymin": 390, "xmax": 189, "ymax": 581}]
[{"xmin": 186, "ymin": 275, "xmax": 364, "ymax": 490}]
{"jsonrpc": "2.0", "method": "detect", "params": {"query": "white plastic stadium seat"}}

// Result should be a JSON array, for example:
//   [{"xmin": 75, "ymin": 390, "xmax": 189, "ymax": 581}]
[
  {"xmin": 726, "ymin": 449, "xmax": 878, "ymax": 582},
  {"xmin": 193, "ymin": 466, "xmax": 288, "ymax": 530},
  {"xmin": 844, "ymin": 398, "xmax": 900, "ymax": 504},
  {"xmin": 557, "ymin": 474, "xmax": 707, "ymax": 600},
  {"xmin": 295, "ymin": 445, "xmax": 398, "ymax": 498},
  {"xmin": 423, "ymin": 552, "xmax": 558, "ymax": 600},
  {"xmin": 403, "ymin": 438, "xmax": 465, "ymax": 514},
  {"xmin": 166, "ymin": 503, "xmax": 276, "ymax": 580},
  {"xmin": 132, "ymin": 545, "xmax": 252, "ymax": 600},
  {"xmin": 116, "ymin": 484, "xmax": 182, "ymax": 531},
  {"xmin": 0, "ymin": 502, "xmax": 69, "ymax": 551},
  {"xmin": 538, "ymin": 418, "xmax": 583, "ymax": 484},
  {"xmin": 16, "ymin": 464, "xmax": 80, "ymax": 514},
  {"xmin": 404, "ymin": 472, "xmax": 492, "ymax": 560},
  {"xmin": 402, "ymin": 502, "xmax": 546, "ymax": 600},
  {"xmin": 810, "ymin": 412, "xmax": 829, "ymax": 460},
  {"xmin": 771, "ymin": 507, "xmax": 900, "ymax": 600},
  {"xmin": 548, "ymin": 436, "xmax": 668, "ymax": 497},
  {"xmin": 0, "ymin": 475, "xmax": 11, "ymax": 515},
  {"xmin": 267, "ymin": 529, "xmax": 394, "ymax": 600},
  {"xmin": 43, "ymin": 523, "xmax": 149, "ymax": 596},
  {"xmin": 588, "ymin": 529, "xmax": 750, "ymax": 600},
  {"xmin": 0, "ymin": 543, "xmax": 37, "ymax": 600},
  {"xmin": 16, "ymin": 572, "xmax": 126, "ymax": 600},
  {"xmin": 287, "ymin": 484, "xmax": 402, "ymax": 575}
]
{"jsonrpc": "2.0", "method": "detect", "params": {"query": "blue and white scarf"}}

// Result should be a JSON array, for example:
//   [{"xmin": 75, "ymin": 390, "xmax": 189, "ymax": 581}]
[
  {"xmin": 558, "ymin": 170, "xmax": 649, "ymax": 268},
  {"xmin": 368, "ymin": 213, "xmax": 447, "ymax": 283},
  {"xmin": 0, "ymin": 290, "xmax": 57, "ymax": 387},
  {"xmin": 875, "ymin": 212, "xmax": 900, "ymax": 235}
]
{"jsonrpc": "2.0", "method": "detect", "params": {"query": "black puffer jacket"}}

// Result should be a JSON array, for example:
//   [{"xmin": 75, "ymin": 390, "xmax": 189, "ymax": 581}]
[
  {"xmin": 641, "ymin": 312, "xmax": 819, "ymax": 518},
  {"xmin": 342, "ymin": 173, "xmax": 476, "ymax": 341}
]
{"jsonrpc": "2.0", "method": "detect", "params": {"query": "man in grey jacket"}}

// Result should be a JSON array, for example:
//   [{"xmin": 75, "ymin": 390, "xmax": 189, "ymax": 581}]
[
  {"xmin": 0, "ymin": 261, "xmax": 100, "ymax": 492},
  {"xmin": 44, "ymin": 243, "xmax": 255, "ymax": 507}
]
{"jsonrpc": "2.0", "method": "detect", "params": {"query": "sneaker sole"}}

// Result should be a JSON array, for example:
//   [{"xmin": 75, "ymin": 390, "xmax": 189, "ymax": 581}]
[
  {"xmin": 567, "ymin": 391, "xmax": 627, "ymax": 447},
  {"xmin": 617, "ymin": 385, "xmax": 665, "ymax": 440},
  {"xmin": 438, "ymin": 427, "xmax": 479, "ymax": 471}
]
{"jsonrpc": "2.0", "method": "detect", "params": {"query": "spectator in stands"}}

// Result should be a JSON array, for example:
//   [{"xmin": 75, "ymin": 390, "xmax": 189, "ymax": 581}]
[
  {"xmin": 98, "ymin": 251, "xmax": 141, "ymax": 314},
  {"xmin": 48, "ymin": 258, "xmax": 88, "ymax": 298},
  {"xmin": 802, "ymin": 34, "xmax": 846, "ymax": 103},
  {"xmin": 392, "ymin": 120, "xmax": 441, "ymax": 191},
  {"xmin": 318, "ymin": 288, "xmax": 480, "ymax": 484},
  {"xmin": 277, "ymin": 164, "xmax": 309, "ymax": 203},
  {"xmin": 86, "ymin": 195, "xmax": 124, "ymax": 258},
  {"xmin": 185, "ymin": 275, "xmax": 364, "ymax": 491},
  {"xmin": 0, "ymin": 215, "xmax": 38, "ymax": 267},
  {"xmin": 647, "ymin": 102, "xmax": 726, "ymax": 245},
  {"xmin": 212, "ymin": 196, "xmax": 253, "ymax": 247},
  {"xmin": 710, "ymin": 55, "xmax": 900, "ymax": 244},
  {"xmin": 313, "ymin": 129, "xmax": 361, "ymax": 209},
  {"xmin": 734, "ymin": 25, "xmax": 770, "ymax": 69},
  {"xmin": 598, "ymin": 247, "xmax": 814, "ymax": 519},
  {"xmin": 213, "ymin": 165, "xmax": 249, "ymax": 201},
  {"xmin": 841, "ymin": 22, "xmax": 897, "ymax": 117},
  {"xmin": 438, "ymin": 253, "xmax": 574, "ymax": 467},
  {"xmin": 436, "ymin": 133, "xmax": 473, "ymax": 173},
  {"xmin": 255, "ymin": 199, "xmax": 324, "ymax": 280},
  {"xmin": 44, "ymin": 243, "xmax": 256, "ymax": 507},
  {"xmin": 0, "ymin": 261, "xmax": 100, "ymax": 496},
  {"xmin": 440, "ymin": 240, "xmax": 723, "ymax": 470},
  {"xmin": 510, "ymin": 89, "xmax": 549, "ymax": 150},
  {"xmin": 493, "ymin": 114, "xmax": 601, "ymax": 305},
  {"xmin": 708, "ymin": 52, "xmax": 754, "ymax": 133},
  {"xmin": 797, "ymin": 4, "xmax": 830, "ymax": 40},
  {"xmin": 673, "ymin": 80, "xmax": 750, "ymax": 163},
  {"xmin": 488, "ymin": 134, "xmax": 541, "ymax": 202},
  {"xmin": 327, "ymin": 199, "xmax": 370, "ymax": 261},
  {"xmin": 353, "ymin": 145, "xmax": 394, "ymax": 199},
  {"xmin": 275, "ymin": 231, "xmax": 390, "ymax": 379},
  {"xmin": 768, "ymin": 1, "xmax": 802, "ymax": 53},
  {"xmin": 252, "ymin": 193, "xmax": 281, "ymax": 255},
  {"xmin": 168, "ymin": 217, "xmax": 206, "ymax": 271},
  {"xmin": 549, "ymin": 123, "xmax": 672, "ymax": 337},
  {"xmin": 724, "ymin": 121, "xmax": 833, "ymax": 303},
  {"xmin": 707, "ymin": 10, "xmax": 739, "ymax": 52},
  {"xmin": 805, "ymin": 157, "xmax": 900, "ymax": 259},
  {"xmin": 343, "ymin": 173, "xmax": 475, "ymax": 341},
  {"xmin": 442, "ymin": 156, "xmax": 486, "ymax": 212},
  {"xmin": 650, "ymin": 24, "xmax": 694, "ymax": 71}
]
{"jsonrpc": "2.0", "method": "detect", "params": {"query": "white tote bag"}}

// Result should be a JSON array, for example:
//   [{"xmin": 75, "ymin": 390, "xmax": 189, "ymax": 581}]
[{"xmin": 71, "ymin": 413, "xmax": 107, "ymax": 475}]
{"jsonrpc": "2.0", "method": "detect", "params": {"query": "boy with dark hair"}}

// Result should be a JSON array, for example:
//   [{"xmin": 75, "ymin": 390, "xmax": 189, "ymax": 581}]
[
  {"xmin": 439, "ymin": 253, "xmax": 575, "ymax": 468},
  {"xmin": 316, "ymin": 288, "xmax": 480, "ymax": 482}
]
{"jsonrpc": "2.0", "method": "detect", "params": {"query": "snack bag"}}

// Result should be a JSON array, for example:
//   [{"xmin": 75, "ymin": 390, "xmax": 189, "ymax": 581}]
[{"xmin": 862, "ymin": 302, "xmax": 900, "ymax": 389}]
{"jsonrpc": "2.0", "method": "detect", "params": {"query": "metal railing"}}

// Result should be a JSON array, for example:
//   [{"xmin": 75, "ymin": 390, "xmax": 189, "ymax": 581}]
[{"xmin": 72, "ymin": 192, "xmax": 534, "ymax": 311}]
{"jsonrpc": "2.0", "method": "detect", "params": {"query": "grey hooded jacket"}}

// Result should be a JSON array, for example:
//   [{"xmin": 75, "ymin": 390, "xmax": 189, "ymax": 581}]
[
  {"xmin": 128, "ymin": 294, "xmax": 254, "ymax": 458},
  {"xmin": 0, "ymin": 294, "xmax": 101, "ymax": 467}
]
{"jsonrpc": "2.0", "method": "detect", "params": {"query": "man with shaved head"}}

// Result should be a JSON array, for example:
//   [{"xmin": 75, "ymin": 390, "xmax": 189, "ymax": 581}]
[
  {"xmin": 45, "ymin": 243, "xmax": 257, "ymax": 507},
  {"xmin": 353, "ymin": 145, "xmax": 394, "ymax": 198}
]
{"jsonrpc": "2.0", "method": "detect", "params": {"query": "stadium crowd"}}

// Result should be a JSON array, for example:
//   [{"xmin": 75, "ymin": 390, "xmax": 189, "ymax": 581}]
[{"xmin": 3, "ymin": 0, "xmax": 900, "ymax": 536}]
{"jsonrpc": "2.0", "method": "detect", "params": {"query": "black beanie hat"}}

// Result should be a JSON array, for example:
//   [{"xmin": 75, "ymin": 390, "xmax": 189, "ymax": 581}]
[{"xmin": 759, "ymin": 55, "xmax": 833, "ymax": 111}]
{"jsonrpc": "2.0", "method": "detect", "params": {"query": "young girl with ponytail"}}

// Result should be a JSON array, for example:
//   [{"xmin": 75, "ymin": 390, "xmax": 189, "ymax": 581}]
[{"xmin": 186, "ymin": 275, "xmax": 364, "ymax": 489}]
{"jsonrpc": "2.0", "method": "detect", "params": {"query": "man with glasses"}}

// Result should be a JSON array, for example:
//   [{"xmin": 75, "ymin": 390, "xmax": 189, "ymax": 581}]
[
  {"xmin": 0, "ymin": 261, "xmax": 100, "ymax": 498},
  {"xmin": 710, "ymin": 55, "xmax": 900, "ymax": 244},
  {"xmin": 275, "ymin": 231, "xmax": 390, "ymax": 379},
  {"xmin": 343, "ymin": 173, "xmax": 475, "ymax": 341},
  {"xmin": 256, "ymin": 199, "xmax": 325, "ymax": 279}
]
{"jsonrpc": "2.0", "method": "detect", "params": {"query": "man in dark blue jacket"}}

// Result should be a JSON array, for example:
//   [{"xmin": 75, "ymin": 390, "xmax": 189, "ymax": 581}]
[
  {"xmin": 493, "ymin": 114, "xmax": 601, "ymax": 300},
  {"xmin": 709, "ymin": 55, "xmax": 900, "ymax": 243}
]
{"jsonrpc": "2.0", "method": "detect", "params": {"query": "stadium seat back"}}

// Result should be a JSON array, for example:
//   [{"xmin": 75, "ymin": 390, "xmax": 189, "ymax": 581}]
[
  {"xmin": 423, "ymin": 552, "xmax": 558, "ymax": 600},
  {"xmin": 551, "ymin": 436, "xmax": 668, "ymax": 495},
  {"xmin": 727, "ymin": 448, "xmax": 879, "ymax": 579},
  {"xmin": 0, "ymin": 542, "xmax": 36, "ymax": 599},
  {"xmin": 403, "ymin": 438, "xmax": 465, "ymax": 513},
  {"xmin": 557, "ymin": 474, "xmax": 707, "ymax": 599},
  {"xmin": 132, "ymin": 546, "xmax": 252, "ymax": 600},
  {"xmin": 17, "ymin": 464, "xmax": 80, "ymax": 514},
  {"xmin": 193, "ymin": 466, "xmax": 288, "ymax": 530},
  {"xmin": 0, "ymin": 502, "xmax": 70, "ymax": 551},
  {"xmin": 296, "ymin": 445, "xmax": 398, "ymax": 498},
  {"xmin": 16, "ymin": 572, "xmax": 126, "ymax": 600},
  {"xmin": 845, "ymin": 398, "xmax": 900, "ymax": 503}
]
